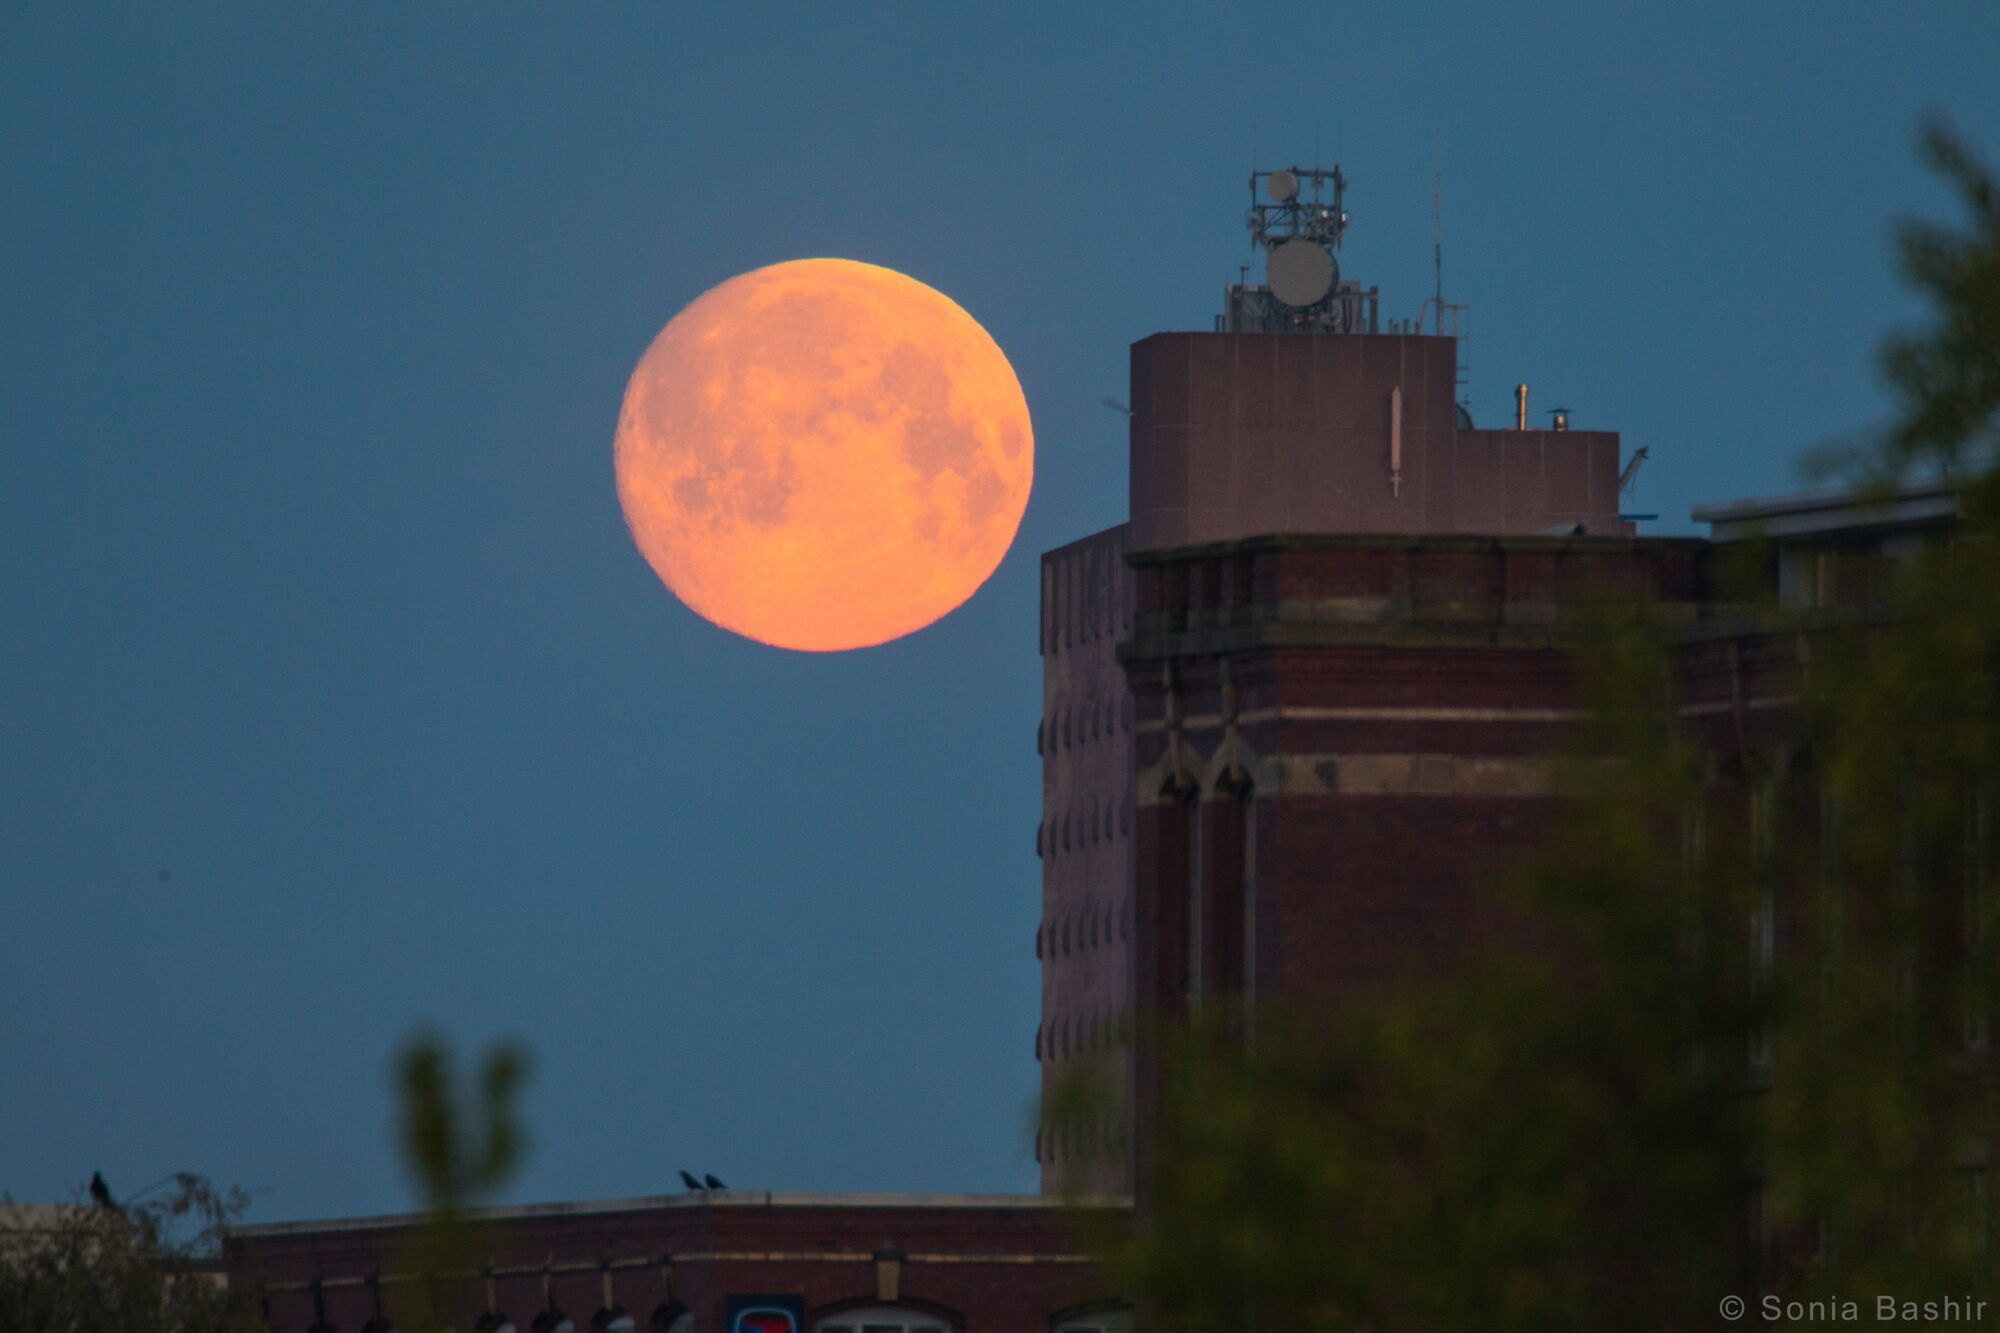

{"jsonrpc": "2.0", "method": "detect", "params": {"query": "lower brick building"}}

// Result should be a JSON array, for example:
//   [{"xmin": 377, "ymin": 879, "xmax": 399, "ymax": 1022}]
[{"xmin": 227, "ymin": 1194, "xmax": 1127, "ymax": 1333}]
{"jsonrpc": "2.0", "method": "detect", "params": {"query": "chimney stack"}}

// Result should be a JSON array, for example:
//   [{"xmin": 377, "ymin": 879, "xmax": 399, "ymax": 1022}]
[{"xmin": 1514, "ymin": 384, "xmax": 1529, "ymax": 431}]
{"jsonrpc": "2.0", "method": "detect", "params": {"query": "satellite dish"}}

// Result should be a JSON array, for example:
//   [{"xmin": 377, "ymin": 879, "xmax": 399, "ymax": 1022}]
[
  {"xmin": 1266, "ymin": 169, "xmax": 1299, "ymax": 203},
  {"xmin": 1267, "ymin": 238, "xmax": 1334, "ymax": 307}
]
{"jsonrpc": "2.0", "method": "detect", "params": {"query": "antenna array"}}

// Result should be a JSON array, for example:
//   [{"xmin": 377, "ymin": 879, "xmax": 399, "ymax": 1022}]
[{"xmin": 1219, "ymin": 165, "xmax": 1378, "ymax": 335}]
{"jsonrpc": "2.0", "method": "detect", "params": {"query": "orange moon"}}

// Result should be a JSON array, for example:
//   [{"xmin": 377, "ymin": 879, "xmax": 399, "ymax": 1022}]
[{"xmin": 613, "ymin": 258, "xmax": 1034, "ymax": 652}]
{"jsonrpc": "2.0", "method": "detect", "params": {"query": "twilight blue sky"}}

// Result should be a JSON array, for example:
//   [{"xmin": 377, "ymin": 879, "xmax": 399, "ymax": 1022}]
[{"xmin": 3, "ymin": 5, "xmax": 1996, "ymax": 1222}]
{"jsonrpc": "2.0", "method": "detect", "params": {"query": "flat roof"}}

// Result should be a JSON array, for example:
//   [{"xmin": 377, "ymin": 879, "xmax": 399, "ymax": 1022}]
[
  {"xmin": 1692, "ymin": 477, "xmax": 1957, "ymax": 540},
  {"xmin": 229, "ymin": 1192, "xmax": 1129, "ymax": 1240}
]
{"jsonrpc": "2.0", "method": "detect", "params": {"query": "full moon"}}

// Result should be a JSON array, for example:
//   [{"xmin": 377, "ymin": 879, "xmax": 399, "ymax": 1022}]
[{"xmin": 613, "ymin": 258, "xmax": 1035, "ymax": 652}]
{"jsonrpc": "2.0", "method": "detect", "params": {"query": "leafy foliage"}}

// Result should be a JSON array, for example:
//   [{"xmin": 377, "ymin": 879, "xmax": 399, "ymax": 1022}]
[
  {"xmin": 1883, "ymin": 120, "xmax": 2000, "ymax": 482},
  {"xmin": 1766, "ymin": 116, "xmax": 2000, "ymax": 1304},
  {"xmin": 0, "ymin": 1174, "xmax": 263, "ymax": 1332},
  {"xmin": 385, "ymin": 1030, "xmax": 531, "ymax": 1331}
]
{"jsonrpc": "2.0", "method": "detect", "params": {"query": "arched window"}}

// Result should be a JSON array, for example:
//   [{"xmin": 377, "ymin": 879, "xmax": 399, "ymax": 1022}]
[
  {"xmin": 1052, "ymin": 1303, "xmax": 1132, "ymax": 1333},
  {"xmin": 815, "ymin": 1306, "xmax": 951, "ymax": 1333},
  {"xmin": 1242, "ymin": 782, "xmax": 1258, "ymax": 1003}
]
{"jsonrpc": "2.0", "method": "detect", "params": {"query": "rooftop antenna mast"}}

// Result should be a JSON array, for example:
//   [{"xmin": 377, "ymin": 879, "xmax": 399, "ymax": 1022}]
[
  {"xmin": 1416, "ymin": 132, "xmax": 1471, "ymax": 415},
  {"xmin": 1219, "ymin": 159, "xmax": 1377, "ymax": 335}
]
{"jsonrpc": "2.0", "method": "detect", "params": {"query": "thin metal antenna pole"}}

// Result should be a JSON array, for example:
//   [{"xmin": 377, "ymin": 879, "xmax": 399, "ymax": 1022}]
[{"xmin": 1433, "ymin": 132, "xmax": 1444, "ymax": 317}]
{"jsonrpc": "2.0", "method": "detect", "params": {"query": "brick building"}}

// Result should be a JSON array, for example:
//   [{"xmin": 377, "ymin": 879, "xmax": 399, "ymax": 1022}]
[
  {"xmin": 230, "ymin": 1194, "xmax": 1124, "ymax": 1333},
  {"xmin": 1035, "ymin": 315, "xmax": 1667, "ymax": 1192}
]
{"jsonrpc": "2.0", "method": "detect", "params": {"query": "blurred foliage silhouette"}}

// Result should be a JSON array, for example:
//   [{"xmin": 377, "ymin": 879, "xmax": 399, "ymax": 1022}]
[
  {"xmin": 1765, "ymin": 115, "xmax": 2000, "ymax": 1317},
  {"xmin": 385, "ymin": 1030, "xmax": 531, "ymax": 1331},
  {"xmin": 0, "ymin": 1173, "xmax": 263, "ymax": 1331},
  {"xmin": 1048, "ymin": 118, "xmax": 2000, "ymax": 1331}
]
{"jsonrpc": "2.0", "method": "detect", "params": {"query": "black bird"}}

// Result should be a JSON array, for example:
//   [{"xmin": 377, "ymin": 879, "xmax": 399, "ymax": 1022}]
[
  {"xmin": 703, "ymin": 1173, "xmax": 726, "ymax": 1191},
  {"xmin": 89, "ymin": 1172, "xmax": 115, "ymax": 1208},
  {"xmin": 678, "ymin": 1170, "xmax": 704, "ymax": 1192}
]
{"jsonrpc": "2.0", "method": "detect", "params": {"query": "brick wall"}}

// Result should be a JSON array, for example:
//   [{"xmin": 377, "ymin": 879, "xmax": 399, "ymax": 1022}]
[
  {"xmin": 1119, "ymin": 533, "xmax": 1719, "ymax": 1189},
  {"xmin": 228, "ymin": 1196, "xmax": 1123, "ymax": 1333}
]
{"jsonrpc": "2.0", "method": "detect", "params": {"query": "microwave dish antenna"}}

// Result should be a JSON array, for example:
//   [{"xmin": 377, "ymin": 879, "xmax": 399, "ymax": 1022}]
[{"xmin": 1268, "ymin": 238, "xmax": 1334, "ymax": 307}]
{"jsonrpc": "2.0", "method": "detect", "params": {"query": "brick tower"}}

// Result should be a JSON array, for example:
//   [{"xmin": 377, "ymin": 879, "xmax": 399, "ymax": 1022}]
[{"xmin": 1036, "ymin": 166, "xmax": 1663, "ymax": 1194}]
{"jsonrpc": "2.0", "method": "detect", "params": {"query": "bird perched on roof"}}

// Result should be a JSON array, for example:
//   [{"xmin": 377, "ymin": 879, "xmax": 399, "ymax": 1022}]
[
  {"xmin": 678, "ymin": 1170, "xmax": 704, "ymax": 1193},
  {"xmin": 89, "ymin": 1172, "xmax": 115, "ymax": 1209},
  {"xmin": 703, "ymin": 1173, "xmax": 726, "ymax": 1191}
]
